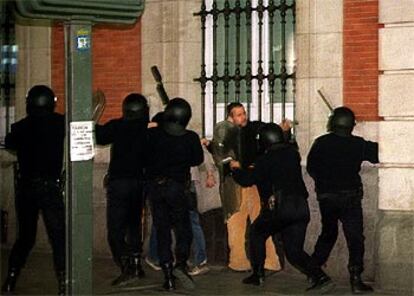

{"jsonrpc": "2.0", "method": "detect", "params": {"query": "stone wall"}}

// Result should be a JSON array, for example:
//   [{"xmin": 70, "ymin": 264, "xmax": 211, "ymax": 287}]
[
  {"xmin": 295, "ymin": 0, "xmax": 344, "ymax": 157},
  {"xmin": 141, "ymin": 0, "xmax": 202, "ymax": 133},
  {"xmin": 376, "ymin": 0, "xmax": 414, "ymax": 293}
]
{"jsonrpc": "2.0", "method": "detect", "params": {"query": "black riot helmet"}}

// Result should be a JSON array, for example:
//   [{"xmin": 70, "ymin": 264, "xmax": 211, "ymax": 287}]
[
  {"xmin": 26, "ymin": 85, "xmax": 56, "ymax": 116},
  {"xmin": 122, "ymin": 93, "xmax": 149, "ymax": 122},
  {"xmin": 328, "ymin": 106, "xmax": 356, "ymax": 136},
  {"xmin": 162, "ymin": 97, "xmax": 192, "ymax": 136},
  {"xmin": 258, "ymin": 123, "xmax": 284, "ymax": 152}
]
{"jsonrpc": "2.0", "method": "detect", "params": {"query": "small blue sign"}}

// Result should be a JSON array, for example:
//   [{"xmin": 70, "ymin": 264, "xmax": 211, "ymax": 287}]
[
  {"xmin": 76, "ymin": 29, "xmax": 91, "ymax": 51},
  {"xmin": 76, "ymin": 35, "xmax": 91, "ymax": 51}
]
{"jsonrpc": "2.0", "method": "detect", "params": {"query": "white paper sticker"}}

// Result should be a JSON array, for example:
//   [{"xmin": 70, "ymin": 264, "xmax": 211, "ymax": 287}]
[{"xmin": 70, "ymin": 121, "xmax": 95, "ymax": 161}]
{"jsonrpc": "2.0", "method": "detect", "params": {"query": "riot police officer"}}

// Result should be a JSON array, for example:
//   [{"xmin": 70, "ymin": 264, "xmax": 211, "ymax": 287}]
[
  {"xmin": 307, "ymin": 107, "xmax": 378, "ymax": 294},
  {"xmin": 2, "ymin": 85, "xmax": 66, "ymax": 295},
  {"xmin": 146, "ymin": 98, "xmax": 203, "ymax": 291},
  {"xmin": 95, "ymin": 93, "xmax": 149, "ymax": 286},
  {"xmin": 230, "ymin": 123, "xmax": 335, "ymax": 294}
]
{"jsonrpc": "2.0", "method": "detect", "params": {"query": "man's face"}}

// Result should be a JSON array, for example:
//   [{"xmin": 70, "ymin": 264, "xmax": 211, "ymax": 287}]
[{"xmin": 229, "ymin": 106, "xmax": 247, "ymax": 127}]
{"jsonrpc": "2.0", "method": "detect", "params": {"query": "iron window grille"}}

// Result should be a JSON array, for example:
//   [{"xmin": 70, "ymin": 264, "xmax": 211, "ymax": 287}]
[{"xmin": 195, "ymin": 0, "xmax": 296, "ymax": 138}]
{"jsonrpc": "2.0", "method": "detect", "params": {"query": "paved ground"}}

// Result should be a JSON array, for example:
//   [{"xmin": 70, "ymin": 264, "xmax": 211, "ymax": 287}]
[{"xmin": 1, "ymin": 249, "xmax": 397, "ymax": 296}]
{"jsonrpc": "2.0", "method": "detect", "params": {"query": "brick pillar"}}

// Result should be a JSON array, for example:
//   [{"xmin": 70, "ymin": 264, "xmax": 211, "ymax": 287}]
[
  {"xmin": 343, "ymin": 0, "xmax": 380, "ymax": 121},
  {"xmin": 51, "ymin": 22, "xmax": 142, "ymax": 123}
]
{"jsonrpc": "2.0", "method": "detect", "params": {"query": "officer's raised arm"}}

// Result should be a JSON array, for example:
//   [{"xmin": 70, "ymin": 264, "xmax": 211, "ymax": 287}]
[
  {"xmin": 189, "ymin": 132, "xmax": 204, "ymax": 167},
  {"xmin": 4, "ymin": 125, "xmax": 18, "ymax": 151},
  {"xmin": 363, "ymin": 140, "xmax": 379, "ymax": 164}
]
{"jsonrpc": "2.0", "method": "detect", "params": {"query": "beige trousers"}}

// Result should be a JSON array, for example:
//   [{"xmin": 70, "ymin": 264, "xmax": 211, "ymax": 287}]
[{"xmin": 227, "ymin": 186, "xmax": 280, "ymax": 271}]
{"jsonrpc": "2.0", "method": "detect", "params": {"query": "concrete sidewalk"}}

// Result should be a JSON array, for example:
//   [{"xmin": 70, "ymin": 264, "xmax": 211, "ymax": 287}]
[{"xmin": 1, "ymin": 250, "xmax": 396, "ymax": 296}]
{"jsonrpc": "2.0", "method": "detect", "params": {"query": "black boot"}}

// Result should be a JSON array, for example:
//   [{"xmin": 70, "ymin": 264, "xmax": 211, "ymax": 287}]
[
  {"xmin": 130, "ymin": 255, "xmax": 145, "ymax": 278},
  {"xmin": 1, "ymin": 209, "xmax": 8, "ymax": 244},
  {"xmin": 174, "ymin": 262, "xmax": 195, "ymax": 290},
  {"xmin": 161, "ymin": 263, "xmax": 176, "ymax": 291},
  {"xmin": 242, "ymin": 265, "xmax": 265, "ymax": 286},
  {"xmin": 306, "ymin": 272, "xmax": 335, "ymax": 294},
  {"xmin": 349, "ymin": 266, "xmax": 373, "ymax": 294},
  {"xmin": 2, "ymin": 267, "xmax": 20, "ymax": 294},
  {"xmin": 111, "ymin": 256, "xmax": 134, "ymax": 286},
  {"xmin": 56, "ymin": 271, "xmax": 66, "ymax": 296}
]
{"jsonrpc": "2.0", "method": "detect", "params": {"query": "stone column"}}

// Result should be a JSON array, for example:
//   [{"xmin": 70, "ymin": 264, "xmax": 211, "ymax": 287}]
[
  {"xmin": 296, "ymin": 0, "xmax": 348, "ymax": 280},
  {"xmin": 141, "ymin": 0, "xmax": 202, "ymax": 133},
  {"xmin": 15, "ymin": 23, "xmax": 52, "ymax": 120},
  {"xmin": 376, "ymin": 0, "xmax": 414, "ymax": 293},
  {"xmin": 295, "ymin": 0, "xmax": 343, "ymax": 157},
  {"xmin": 0, "ymin": 23, "xmax": 52, "ymax": 250}
]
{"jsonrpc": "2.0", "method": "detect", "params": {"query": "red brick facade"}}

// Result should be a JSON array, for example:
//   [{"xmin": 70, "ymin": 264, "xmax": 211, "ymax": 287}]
[
  {"xmin": 343, "ymin": 0, "xmax": 381, "ymax": 121},
  {"xmin": 52, "ymin": 22, "xmax": 141, "ymax": 123},
  {"xmin": 50, "ymin": 4, "xmax": 380, "ymax": 122}
]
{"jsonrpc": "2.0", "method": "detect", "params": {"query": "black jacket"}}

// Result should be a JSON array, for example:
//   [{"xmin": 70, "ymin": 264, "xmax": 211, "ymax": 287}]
[
  {"xmin": 146, "ymin": 127, "xmax": 204, "ymax": 183},
  {"xmin": 95, "ymin": 118, "xmax": 148, "ymax": 179},
  {"xmin": 233, "ymin": 143, "xmax": 308, "ymax": 203},
  {"xmin": 5, "ymin": 113, "xmax": 64, "ymax": 179},
  {"xmin": 239, "ymin": 121, "xmax": 265, "ymax": 168},
  {"xmin": 307, "ymin": 133, "xmax": 379, "ymax": 193}
]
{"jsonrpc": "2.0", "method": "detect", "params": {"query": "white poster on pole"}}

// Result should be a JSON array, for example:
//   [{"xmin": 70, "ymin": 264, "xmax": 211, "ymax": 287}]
[{"xmin": 70, "ymin": 121, "xmax": 95, "ymax": 161}]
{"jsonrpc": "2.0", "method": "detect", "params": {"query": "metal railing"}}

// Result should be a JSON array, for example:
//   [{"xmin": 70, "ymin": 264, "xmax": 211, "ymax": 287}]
[{"xmin": 195, "ymin": 0, "xmax": 296, "ymax": 137}]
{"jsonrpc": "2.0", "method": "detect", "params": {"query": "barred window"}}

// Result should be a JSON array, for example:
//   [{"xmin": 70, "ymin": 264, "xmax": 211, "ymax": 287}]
[
  {"xmin": 195, "ymin": 0, "xmax": 296, "ymax": 138},
  {"xmin": 0, "ymin": 0, "xmax": 17, "ymax": 146}
]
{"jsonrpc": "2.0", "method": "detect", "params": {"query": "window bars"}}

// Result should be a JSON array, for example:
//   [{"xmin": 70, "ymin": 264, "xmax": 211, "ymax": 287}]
[{"xmin": 195, "ymin": 0, "xmax": 296, "ymax": 138}]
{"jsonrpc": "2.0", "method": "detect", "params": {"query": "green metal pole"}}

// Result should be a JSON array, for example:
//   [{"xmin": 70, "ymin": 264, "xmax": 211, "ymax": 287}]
[{"xmin": 64, "ymin": 21, "xmax": 93, "ymax": 295}]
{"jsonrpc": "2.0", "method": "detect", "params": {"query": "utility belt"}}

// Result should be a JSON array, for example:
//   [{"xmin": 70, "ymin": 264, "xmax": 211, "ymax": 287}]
[
  {"xmin": 261, "ymin": 191, "xmax": 310, "ymax": 227},
  {"xmin": 105, "ymin": 173, "xmax": 143, "ymax": 183},
  {"xmin": 151, "ymin": 176, "xmax": 172, "ymax": 185},
  {"xmin": 151, "ymin": 174, "xmax": 190, "ymax": 186},
  {"xmin": 17, "ymin": 175, "xmax": 63, "ymax": 193},
  {"xmin": 150, "ymin": 176, "xmax": 195, "ymax": 207},
  {"xmin": 317, "ymin": 187, "xmax": 363, "ymax": 201},
  {"xmin": 19, "ymin": 175, "xmax": 61, "ymax": 185},
  {"xmin": 104, "ymin": 174, "xmax": 146, "ymax": 190}
]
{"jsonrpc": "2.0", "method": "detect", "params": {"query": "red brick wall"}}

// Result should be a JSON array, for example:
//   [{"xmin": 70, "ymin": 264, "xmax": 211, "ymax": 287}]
[
  {"xmin": 52, "ymin": 22, "xmax": 141, "ymax": 123},
  {"xmin": 343, "ymin": 0, "xmax": 381, "ymax": 121}
]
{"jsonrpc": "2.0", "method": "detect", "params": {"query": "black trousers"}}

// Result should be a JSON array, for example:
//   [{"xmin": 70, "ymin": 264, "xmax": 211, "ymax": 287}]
[
  {"xmin": 147, "ymin": 178, "xmax": 192, "ymax": 266},
  {"xmin": 107, "ymin": 177, "xmax": 144, "ymax": 267},
  {"xmin": 8, "ymin": 177, "xmax": 65, "ymax": 272},
  {"xmin": 250, "ymin": 209, "xmax": 324, "ymax": 279},
  {"xmin": 312, "ymin": 190, "xmax": 365, "ymax": 269}
]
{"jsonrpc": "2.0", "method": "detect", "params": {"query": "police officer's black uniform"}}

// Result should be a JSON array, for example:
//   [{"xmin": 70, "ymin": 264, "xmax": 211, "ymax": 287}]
[
  {"xmin": 2, "ymin": 85, "xmax": 66, "ymax": 295},
  {"xmin": 307, "ymin": 107, "xmax": 378, "ymax": 294},
  {"xmin": 146, "ymin": 98, "xmax": 203, "ymax": 291},
  {"xmin": 239, "ymin": 120, "xmax": 265, "ymax": 167},
  {"xmin": 95, "ymin": 93, "xmax": 149, "ymax": 286},
  {"xmin": 231, "ymin": 123, "xmax": 335, "ymax": 293}
]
